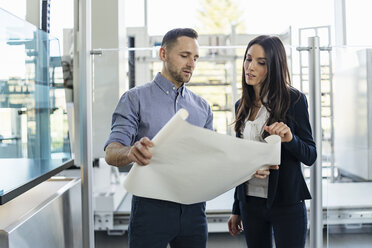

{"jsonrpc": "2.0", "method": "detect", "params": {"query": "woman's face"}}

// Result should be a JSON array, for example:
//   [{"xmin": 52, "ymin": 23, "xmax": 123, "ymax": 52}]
[{"xmin": 244, "ymin": 44, "xmax": 268, "ymax": 91}]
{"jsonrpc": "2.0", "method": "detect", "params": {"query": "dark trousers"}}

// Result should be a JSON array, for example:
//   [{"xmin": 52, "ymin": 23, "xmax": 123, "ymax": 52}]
[
  {"xmin": 240, "ymin": 196, "xmax": 307, "ymax": 248},
  {"xmin": 128, "ymin": 195, "xmax": 208, "ymax": 248}
]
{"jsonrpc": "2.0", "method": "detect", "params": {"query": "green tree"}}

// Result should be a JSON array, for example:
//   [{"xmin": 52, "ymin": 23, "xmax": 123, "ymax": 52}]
[{"xmin": 197, "ymin": 0, "xmax": 246, "ymax": 34}]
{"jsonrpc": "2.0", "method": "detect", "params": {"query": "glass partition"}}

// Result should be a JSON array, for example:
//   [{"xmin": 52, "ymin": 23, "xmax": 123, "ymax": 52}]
[
  {"xmin": 324, "ymin": 45, "xmax": 372, "ymax": 247},
  {"xmin": 0, "ymin": 8, "xmax": 72, "ymax": 204}
]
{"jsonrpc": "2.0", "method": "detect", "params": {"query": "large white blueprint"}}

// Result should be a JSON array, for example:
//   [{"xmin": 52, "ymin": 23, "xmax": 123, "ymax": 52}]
[{"xmin": 123, "ymin": 109, "xmax": 281, "ymax": 204}]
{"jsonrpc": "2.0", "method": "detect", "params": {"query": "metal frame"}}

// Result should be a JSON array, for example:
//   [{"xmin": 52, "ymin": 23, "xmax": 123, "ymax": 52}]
[
  {"xmin": 308, "ymin": 36, "xmax": 323, "ymax": 248},
  {"xmin": 0, "ymin": 178, "xmax": 82, "ymax": 248},
  {"xmin": 77, "ymin": 0, "xmax": 94, "ymax": 247},
  {"xmin": 297, "ymin": 36, "xmax": 325, "ymax": 248},
  {"xmin": 298, "ymin": 26, "xmax": 335, "ymax": 181}
]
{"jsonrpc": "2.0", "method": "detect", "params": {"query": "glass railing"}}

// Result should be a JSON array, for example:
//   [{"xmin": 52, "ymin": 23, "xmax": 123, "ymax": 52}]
[
  {"xmin": 324, "ymin": 45, "xmax": 372, "ymax": 247},
  {"xmin": 0, "ymin": 8, "xmax": 72, "ymax": 204}
]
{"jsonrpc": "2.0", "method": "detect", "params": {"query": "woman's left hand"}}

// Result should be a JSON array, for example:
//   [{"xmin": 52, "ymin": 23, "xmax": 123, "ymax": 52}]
[
  {"xmin": 254, "ymin": 165, "xmax": 279, "ymax": 179},
  {"xmin": 264, "ymin": 122, "xmax": 293, "ymax": 143}
]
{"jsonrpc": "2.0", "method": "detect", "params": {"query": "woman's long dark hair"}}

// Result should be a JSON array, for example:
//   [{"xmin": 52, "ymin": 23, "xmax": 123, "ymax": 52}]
[{"xmin": 235, "ymin": 35, "xmax": 291, "ymax": 138}]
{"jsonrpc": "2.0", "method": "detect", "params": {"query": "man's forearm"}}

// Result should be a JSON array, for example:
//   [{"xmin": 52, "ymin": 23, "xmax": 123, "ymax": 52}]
[{"xmin": 105, "ymin": 142, "xmax": 133, "ymax": 167}]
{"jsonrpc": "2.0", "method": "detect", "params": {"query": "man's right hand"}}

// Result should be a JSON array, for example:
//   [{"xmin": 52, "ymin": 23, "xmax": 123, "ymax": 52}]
[
  {"xmin": 105, "ymin": 137, "xmax": 154, "ymax": 167},
  {"xmin": 128, "ymin": 137, "xmax": 154, "ymax": 165}
]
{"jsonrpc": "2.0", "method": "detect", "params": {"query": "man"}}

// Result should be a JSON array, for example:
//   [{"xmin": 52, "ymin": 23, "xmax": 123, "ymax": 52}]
[{"xmin": 104, "ymin": 28, "xmax": 213, "ymax": 248}]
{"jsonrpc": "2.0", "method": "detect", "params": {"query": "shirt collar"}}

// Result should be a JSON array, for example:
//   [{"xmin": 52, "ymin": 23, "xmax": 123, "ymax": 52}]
[{"xmin": 154, "ymin": 72, "xmax": 185, "ymax": 97}]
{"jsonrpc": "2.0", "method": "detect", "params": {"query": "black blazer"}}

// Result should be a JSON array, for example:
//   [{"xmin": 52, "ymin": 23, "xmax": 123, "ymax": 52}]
[{"xmin": 232, "ymin": 88, "xmax": 317, "ymax": 214}]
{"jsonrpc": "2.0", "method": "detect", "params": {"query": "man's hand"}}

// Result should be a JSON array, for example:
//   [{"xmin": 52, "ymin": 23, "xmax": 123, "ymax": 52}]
[
  {"xmin": 128, "ymin": 137, "xmax": 154, "ymax": 166},
  {"xmin": 105, "ymin": 137, "xmax": 154, "ymax": 167},
  {"xmin": 264, "ymin": 122, "xmax": 293, "ymax": 143},
  {"xmin": 228, "ymin": 214, "xmax": 243, "ymax": 236}
]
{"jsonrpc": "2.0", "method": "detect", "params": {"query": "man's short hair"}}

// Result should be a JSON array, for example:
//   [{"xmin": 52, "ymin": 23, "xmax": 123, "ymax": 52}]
[{"xmin": 161, "ymin": 28, "xmax": 198, "ymax": 49}]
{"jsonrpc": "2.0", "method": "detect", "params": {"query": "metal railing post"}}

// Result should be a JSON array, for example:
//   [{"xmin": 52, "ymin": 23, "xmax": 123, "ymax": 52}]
[
  {"xmin": 78, "ymin": 0, "xmax": 94, "ymax": 247},
  {"xmin": 308, "ymin": 36, "xmax": 323, "ymax": 248}
]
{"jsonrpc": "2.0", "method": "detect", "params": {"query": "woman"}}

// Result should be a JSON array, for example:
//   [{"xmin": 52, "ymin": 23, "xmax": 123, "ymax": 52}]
[{"xmin": 227, "ymin": 35, "xmax": 317, "ymax": 248}]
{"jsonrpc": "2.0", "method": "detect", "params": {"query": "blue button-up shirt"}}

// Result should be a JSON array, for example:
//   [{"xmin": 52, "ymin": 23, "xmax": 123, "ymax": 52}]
[{"xmin": 104, "ymin": 72, "xmax": 213, "ymax": 149}]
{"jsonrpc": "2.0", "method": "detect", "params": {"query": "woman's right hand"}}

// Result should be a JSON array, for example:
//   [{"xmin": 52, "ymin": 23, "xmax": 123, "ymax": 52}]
[{"xmin": 228, "ymin": 214, "xmax": 243, "ymax": 236}]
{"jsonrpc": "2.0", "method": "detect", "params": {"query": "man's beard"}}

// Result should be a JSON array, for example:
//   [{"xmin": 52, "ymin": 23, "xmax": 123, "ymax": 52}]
[{"xmin": 169, "ymin": 67, "xmax": 192, "ymax": 84}]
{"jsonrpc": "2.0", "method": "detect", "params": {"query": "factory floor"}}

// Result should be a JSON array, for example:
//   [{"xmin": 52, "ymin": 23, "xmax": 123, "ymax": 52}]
[{"xmin": 95, "ymin": 225, "xmax": 372, "ymax": 248}]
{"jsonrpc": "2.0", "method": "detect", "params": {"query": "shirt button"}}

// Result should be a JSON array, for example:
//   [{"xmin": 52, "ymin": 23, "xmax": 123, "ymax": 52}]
[
  {"xmin": 173, "ymin": 87, "xmax": 176, "ymax": 90},
  {"xmin": 166, "ymin": 91, "xmax": 169, "ymax": 94}
]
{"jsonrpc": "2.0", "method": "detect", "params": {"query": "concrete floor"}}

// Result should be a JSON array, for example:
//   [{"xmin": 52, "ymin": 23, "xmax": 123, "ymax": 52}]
[
  {"xmin": 95, "ymin": 232, "xmax": 245, "ymax": 248},
  {"xmin": 94, "ymin": 175, "xmax": 372, "ymax": 247},
  {"xmin": 95, "ymin": 226, "xmax": 372, "ymax": 248}
]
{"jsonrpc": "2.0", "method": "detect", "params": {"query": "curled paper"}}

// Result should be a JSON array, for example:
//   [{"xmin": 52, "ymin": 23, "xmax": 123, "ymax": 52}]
[{"xmin": 124, "ymin": 108, "xmax": 281, "ymax": 204}]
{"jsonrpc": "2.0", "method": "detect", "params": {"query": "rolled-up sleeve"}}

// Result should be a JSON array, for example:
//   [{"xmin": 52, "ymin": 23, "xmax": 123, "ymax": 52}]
[
  {"xmin": 204, "ymin": 105, "xmax": 214, "ymax": 131},
  {"xmin": 104, "ymin": 89, "xmax": 140, "ymax": 150}
]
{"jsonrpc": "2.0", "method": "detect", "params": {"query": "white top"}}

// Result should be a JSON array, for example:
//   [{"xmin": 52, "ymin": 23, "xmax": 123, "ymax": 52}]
[{"xmin": 242, "ymin": 105, "xmax": 270, "ymax": 198}]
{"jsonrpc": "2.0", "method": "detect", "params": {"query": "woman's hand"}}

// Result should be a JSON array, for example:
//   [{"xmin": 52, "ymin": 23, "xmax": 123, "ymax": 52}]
[
  {"xmin": 228, "ymin": 214, "xmax": 243, "ymax": 236},
  {"xmin": 254, "ymin": 165, "xmax": 279, "ymax": 179},
  {"xmin": 264, "ymin": 122, "xmax": 293, "ymax": 143}
]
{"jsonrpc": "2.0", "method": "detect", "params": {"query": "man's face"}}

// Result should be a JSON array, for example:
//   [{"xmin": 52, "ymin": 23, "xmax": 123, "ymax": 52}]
[{"xmin": 161, "ymin": 36, "xmax": 199, "ymax": 87}]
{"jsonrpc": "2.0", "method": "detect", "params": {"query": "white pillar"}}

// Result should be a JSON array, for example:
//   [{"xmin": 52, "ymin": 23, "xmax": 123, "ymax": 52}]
[
  {"xmin": 334, "ymin": 0, "xmax": 347, "ymax": 46},
  {"xmin": 91, "ymin": 0, "xmax": 127, "ymax": 159},
  {"xmin": 127, "ymin": 27, "xmax": 151, "ymax": 87},
  {"xmin": 26, "ymin": 0, "xmax": 41, "ymax": 28}
]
